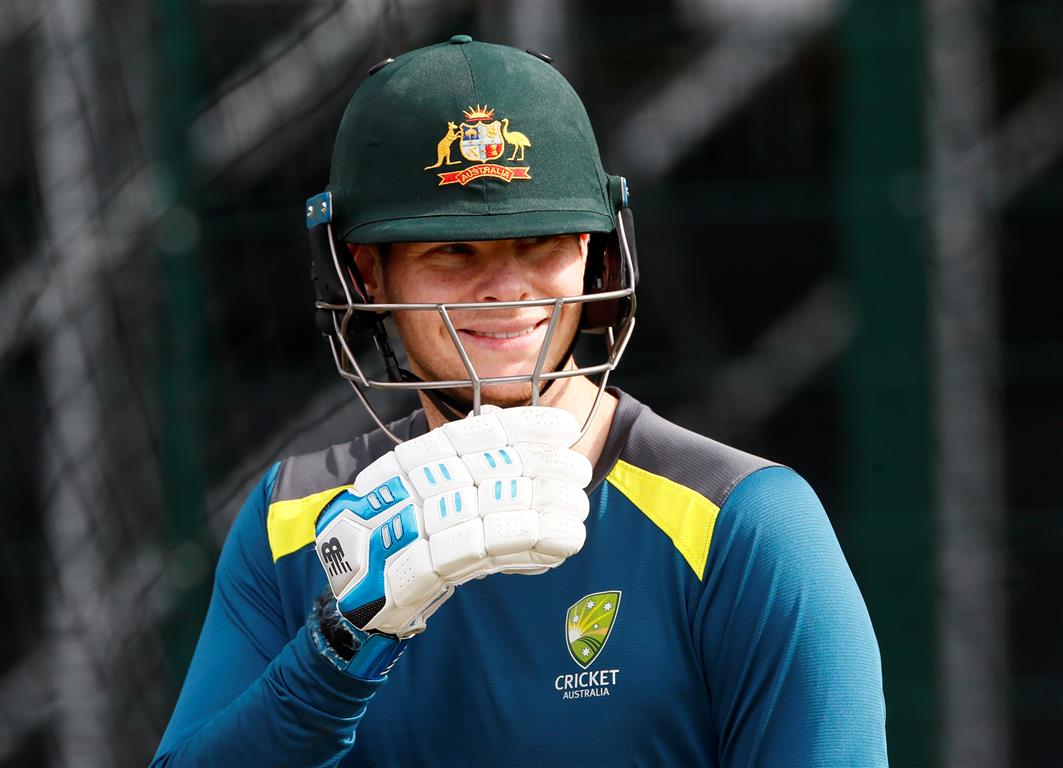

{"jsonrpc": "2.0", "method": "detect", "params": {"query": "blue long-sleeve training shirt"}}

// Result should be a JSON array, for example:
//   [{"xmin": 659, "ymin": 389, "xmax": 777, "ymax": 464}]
[{"xmin": 153, "ymin": 391, "xmax": 887, "ymax": 766}]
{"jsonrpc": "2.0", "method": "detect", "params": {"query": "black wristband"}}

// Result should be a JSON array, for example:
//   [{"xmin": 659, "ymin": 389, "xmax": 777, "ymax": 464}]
[{"xmin": 313, "ymin": 591, "xmax": 358, "ymax": 662}]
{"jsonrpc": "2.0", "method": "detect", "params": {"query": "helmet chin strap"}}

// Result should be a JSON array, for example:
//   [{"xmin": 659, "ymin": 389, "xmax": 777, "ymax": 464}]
[
  {"xmin": 399, "ymin": 368, "xmax": 467, "ymax": 422},
  {"xmin": 397, "ymin": 333, "xmax": 581, "ymax": 423}
]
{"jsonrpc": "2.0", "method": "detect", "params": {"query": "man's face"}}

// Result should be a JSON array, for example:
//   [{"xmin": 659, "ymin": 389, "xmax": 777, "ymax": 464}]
[{"xmin": 354, "ymin": 234, "xmax": 589, "ymax": 407}]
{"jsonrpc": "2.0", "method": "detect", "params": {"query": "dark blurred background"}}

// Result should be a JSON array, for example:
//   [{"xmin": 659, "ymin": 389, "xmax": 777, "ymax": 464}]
[{"xmin": 1, "ymin": 0, "xmax": 1060, "ymax": 765}]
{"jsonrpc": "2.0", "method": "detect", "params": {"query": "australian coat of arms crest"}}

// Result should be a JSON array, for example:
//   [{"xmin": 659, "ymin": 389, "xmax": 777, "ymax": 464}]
[{"xmin": 424, "ymin": 105, "xmax": 532, "ymax": 186}]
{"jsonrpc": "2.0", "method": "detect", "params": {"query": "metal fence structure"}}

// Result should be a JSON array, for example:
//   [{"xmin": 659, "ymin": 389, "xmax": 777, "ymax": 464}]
[{"xmin": 1, "ymin": 1, "xmax": 1060, "ymax": 765}]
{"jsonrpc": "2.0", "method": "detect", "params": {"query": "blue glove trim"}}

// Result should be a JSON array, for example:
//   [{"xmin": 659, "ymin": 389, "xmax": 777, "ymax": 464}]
[
  {"xmin": 316, "ymin": 478, "xmax": 411, "ymax": 531},
  {"xmin": 346, "ymin": 633, "xmax": 409, "ymax": 680}
]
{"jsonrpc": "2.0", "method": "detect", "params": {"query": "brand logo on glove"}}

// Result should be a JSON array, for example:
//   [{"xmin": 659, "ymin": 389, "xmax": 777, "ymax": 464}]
[
  {"xmin": 423, "ymin": 104, "xmax": 532, "ymax": 186},
  {"xmin": 320, "ymin": 537, "xmax": 352, "ymax": 578}
]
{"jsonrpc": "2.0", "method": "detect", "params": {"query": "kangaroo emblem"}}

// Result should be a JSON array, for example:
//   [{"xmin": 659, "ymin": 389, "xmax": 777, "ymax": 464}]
[{"xmin": 424, "ymin": 121, "xmax": 462, "ymax": 170}]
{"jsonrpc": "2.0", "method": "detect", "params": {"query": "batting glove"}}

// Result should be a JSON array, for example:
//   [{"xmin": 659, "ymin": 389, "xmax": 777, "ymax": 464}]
[{"xmin": 315, "ymin": 405, "xmax": 592, "ymax": 641}]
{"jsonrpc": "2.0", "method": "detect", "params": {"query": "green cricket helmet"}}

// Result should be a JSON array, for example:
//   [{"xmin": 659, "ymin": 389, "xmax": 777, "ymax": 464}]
[{"xmin": 306, "ymin": 36, "xmax": 638, "ymax": 441}]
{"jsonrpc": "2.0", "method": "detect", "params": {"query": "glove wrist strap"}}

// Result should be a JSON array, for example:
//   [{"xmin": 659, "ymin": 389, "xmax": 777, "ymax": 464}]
[
  {"xmin": 344, "ymin": 631, "xmax": 408, "ymax": 679},
  {"xmin": 312, "ymin": 593, "xmax": 408, "ymax": 680}
]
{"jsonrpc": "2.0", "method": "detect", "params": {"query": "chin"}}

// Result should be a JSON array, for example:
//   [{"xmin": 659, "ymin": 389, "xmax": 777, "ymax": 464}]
[
  {"xmin": 438, "ymin": 382, "xmax": 535, "ymax": 409},
  {"xmin": 480, "ymin": 382, "xmax": 539, "ymax": 407},
  {"xmin": 426, "ymin": 379, "xmax": 562, "ymax": 411},
  {"xmin": 413, "ymin": 354, "xmax": 574, "ymax": 409}
]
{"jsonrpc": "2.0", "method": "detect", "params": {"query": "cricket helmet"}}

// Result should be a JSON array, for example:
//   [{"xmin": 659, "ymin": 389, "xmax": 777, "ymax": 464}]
[{"xmin": 306, "ymin": 36, "xmax": 637, "ymax": 442}]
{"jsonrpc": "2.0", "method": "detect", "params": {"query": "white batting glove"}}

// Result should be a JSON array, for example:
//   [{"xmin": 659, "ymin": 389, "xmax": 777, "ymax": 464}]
[{"xmin": 315, "ymin": 406, "xmax": 592, "ymax": 639}]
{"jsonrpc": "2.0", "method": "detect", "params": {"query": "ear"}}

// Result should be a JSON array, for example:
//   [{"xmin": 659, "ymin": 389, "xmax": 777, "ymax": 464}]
[
  {"xmin": 349, "ymin": 243, "xmax": 385, "ymax": 302},
  {"xmin": 577, "ymin": 233, "xmax": 590, "ymax": 260}
]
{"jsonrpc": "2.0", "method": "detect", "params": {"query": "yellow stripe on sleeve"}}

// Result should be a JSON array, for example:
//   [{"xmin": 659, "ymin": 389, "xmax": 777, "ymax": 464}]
[
  {"xmin": 267, "ymin": 486, "xmax": 347, "ymax": 562},
  {"xmin": 606, "ymin": 459, "xmax": 720, "ymax": 580}
]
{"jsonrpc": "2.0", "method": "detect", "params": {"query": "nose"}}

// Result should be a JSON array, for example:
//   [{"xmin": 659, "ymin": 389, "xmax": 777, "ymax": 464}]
[{"xmin": 474, "ymin": 247, "xmax": 531, "ymax": 303}]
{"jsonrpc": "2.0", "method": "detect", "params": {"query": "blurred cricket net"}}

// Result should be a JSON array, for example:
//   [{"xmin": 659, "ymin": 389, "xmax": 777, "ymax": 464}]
[{"xmin": 0, "ymin": 2, "xmax": 444, "ymax": 765}]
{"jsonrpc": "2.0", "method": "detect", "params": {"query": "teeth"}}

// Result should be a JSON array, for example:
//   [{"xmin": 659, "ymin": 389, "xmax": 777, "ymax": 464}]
[{"xmin": 473, "ymin": 326, "xmax": 538, "ymax": 340}]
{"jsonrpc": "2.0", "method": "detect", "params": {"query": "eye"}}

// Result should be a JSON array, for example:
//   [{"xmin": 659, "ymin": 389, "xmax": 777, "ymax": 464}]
[
  {"xmin": 434, "ymin": 243, "xmax": 475, "ymax": 256},
  {"xmin": 517, "ymin": 236, "xmax": 555, "ymax": 247},
  {"xmin": 516, "ymin": 235, "xmax": 574, "ymax": 260}
]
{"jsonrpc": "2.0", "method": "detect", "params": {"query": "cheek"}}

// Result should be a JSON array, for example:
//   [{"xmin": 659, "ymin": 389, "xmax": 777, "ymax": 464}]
[
  {"xmin": 556, "ymin": 256, "xmax": 587, "ymax": 297},
  {"xmin": 394, "ymin": 308, "xmax": 445, "ymax": 344},
  {"xmin": 386, "ymin": 267, "xmax": 466, "ymax": 305},
  {"xmin": 381, "ymin": 257, "xmax": 446, "ymax": 304},
  {"xmin": 553, "ymin": 262, "xmax": 588, "ymax": 330},
  {"xmin": 381, "ymin": 263, "xmax": 412, "ymax": 303}
]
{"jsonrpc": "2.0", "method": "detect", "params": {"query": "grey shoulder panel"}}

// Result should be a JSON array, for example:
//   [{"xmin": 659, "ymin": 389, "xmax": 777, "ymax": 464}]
[
  {"xmin": 271, "ymin": 409, "xmax": 428, "ymax": 503},
  {"xmin": 619, "ymin": 399, "xmax": 779, "ymax": 509}
]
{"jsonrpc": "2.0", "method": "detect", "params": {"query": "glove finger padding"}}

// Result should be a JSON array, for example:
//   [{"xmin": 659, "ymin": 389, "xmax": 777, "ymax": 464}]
[{"xmin": 315, "ymin": 406, "xmax": 592, "ymax": 639}]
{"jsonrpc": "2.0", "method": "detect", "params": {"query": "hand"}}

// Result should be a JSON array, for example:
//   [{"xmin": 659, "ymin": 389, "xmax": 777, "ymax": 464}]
[{"xmin": 315, "ymin": 406, "xmax": 592, "ymax": 639}]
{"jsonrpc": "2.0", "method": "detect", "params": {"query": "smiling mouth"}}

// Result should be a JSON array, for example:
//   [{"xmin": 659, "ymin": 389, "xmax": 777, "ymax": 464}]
[
  {"xmin": 469, "ymin": 326, "xmax": 538, "ymax": 340},
  {"xmin": 460, "ymin": 318, "xmax": 548, "ymax": 340}
]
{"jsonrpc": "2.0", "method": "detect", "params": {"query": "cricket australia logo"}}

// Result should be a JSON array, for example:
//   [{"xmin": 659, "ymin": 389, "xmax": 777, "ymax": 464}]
[
  {"xmin": 567, "ymin": 591, "xmax": 621, "ymax": 668},
  {"xmin": 424, "ymin": 105, "xmax": 532, "ymax": 187},
  {"xmin": 554, "ymin": 591, "xmax": 622, "ymax": 700}
]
